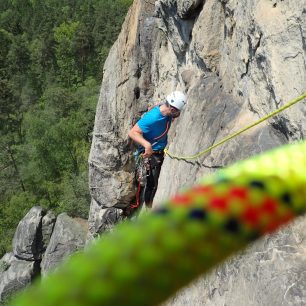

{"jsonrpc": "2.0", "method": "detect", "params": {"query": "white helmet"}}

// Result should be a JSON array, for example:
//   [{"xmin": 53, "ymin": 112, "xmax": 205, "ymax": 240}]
[{"xmin": 166, "ymin": 91, "xmax": 187, "ymax": 111}]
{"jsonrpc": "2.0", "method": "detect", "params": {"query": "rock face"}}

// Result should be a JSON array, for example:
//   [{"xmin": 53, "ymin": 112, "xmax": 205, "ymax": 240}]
[
  {"xmin": 12, "ymin": 207, "xmax": 49, "ymax": 261},
  {"xmin": 87, "ymin": 0, "xmax": 157, "ymax": 238},
  {"xmin": 41, "ymin": 213, "xmax": 87, "ymax": 276},
  {"xmin": 0, "ymin": 209, "xmax": 87, "ymax": 303},
  {"xmin": 167, "ymin": 217, "xmax": 306, "ymax": 306},
  {"xmin": 0, "ymin": 253, "xmax": 39, "ymax": 304},
  {"xmin": 88, "ymin": 0, "xmax": 306, "ymax": 304}
]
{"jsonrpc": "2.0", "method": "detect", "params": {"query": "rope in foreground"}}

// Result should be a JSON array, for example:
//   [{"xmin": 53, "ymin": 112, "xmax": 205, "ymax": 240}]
[
  {"xmin": 10, "ymin": 141, "xmax": 306, "ymax": 306},
  {"xmin": 164, "ymin": 93, "xmax": 306, "ymax": 160}
]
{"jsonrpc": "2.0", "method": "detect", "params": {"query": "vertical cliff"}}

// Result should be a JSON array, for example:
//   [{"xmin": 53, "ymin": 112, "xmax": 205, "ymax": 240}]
[
  {"xmin": 87, "ymin": 0, "xmax": 157, "ymax": 237},
  {"xmin": 88, "ymin": 0, "xmax": 306, "ymax": 304}
]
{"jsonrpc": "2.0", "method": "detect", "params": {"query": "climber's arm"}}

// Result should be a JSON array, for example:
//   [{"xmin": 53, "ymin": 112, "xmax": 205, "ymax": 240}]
[{"xmin": 128, "ymin": 123, "xmax": 153, "ymax": 157}]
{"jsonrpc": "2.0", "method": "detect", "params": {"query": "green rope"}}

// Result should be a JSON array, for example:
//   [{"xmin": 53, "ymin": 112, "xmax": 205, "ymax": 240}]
[
  {"xmin": 9, "ymin": 141, "xmax": 306, "ymax": 306},
  {"xmin": 164, "ymin": 93, "xmax": 306, "ymax": 160}
]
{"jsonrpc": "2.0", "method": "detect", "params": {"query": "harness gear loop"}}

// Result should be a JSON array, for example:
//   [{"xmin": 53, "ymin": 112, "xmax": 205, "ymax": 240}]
[
  {"xmin": 135, "ymin": 155, "xmax": 147, "ymax": 186},
  {"xmin": 164, "ymin": 92, "xmax": 306, "ymax": 161}
]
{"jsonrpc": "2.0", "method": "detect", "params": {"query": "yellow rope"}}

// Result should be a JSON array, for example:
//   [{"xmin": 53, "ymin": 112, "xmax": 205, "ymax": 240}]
[{"xmin": 164, "ymin": 93, "xmax": 306, "ymax": 160}]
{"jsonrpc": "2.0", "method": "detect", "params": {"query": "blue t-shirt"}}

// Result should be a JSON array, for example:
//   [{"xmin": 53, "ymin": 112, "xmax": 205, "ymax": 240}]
[{"xmin": 137, "ymin": 106, "xmax": 171, "ymax": 151}]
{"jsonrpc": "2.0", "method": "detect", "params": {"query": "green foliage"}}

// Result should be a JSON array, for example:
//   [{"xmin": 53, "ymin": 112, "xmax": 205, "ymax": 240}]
[
  {"xmin": 0, "ymin": 191, "xmax": 37, "ymax": 255},
  {"xmin": 54, "ymin": 21, "xmax": 81, "ymax": 86},
  {"xmin": 0, "ymin": 0, "xmax": 133, "ymax": 257}
]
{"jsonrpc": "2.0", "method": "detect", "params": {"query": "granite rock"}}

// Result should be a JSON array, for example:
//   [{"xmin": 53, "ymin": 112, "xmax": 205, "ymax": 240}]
[
  {"xmin": 41, "ymin": 213, "xmax": 87, "ymax": 276},
  {"xmin": 12, "ymin": 206, "xmax": 45, "ymax": 261},
  {"xmin": 0, "ymin": 253, "xmax": 38, "ymax": 304}
]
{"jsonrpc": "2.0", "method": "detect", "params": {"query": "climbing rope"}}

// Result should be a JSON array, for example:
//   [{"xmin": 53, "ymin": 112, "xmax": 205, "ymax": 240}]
[
  {"xmin": 10, "ymin": 141, "xmax": 306, "ymax": 306},
  {"xmin": 164, "ymin": 93, "xmax": 306, "ymax": 160}
]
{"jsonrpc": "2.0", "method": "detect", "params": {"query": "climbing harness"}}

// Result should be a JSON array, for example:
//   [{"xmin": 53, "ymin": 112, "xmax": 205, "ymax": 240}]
[
  {"xmin": 134, "ymin": 154, "xmax": 147, "ymax": 187},
  {"xmin": 10, "ymin": 141, "xmax": 306, "ymax": 306},
  {"xmin": 130, "ymin": 155, "xmax": 149, "ymax": 209},
  {"xmin": 131, "ymin": 152, "xmax": 164, "ymax": 210},
  {"xmin": 164, "ymin": 93, "xmax": 306, "ymax": 161}
]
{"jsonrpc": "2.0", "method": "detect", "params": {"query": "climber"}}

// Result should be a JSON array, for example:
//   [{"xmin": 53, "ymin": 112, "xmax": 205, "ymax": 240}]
[{"xmin": 128, "ymin": 91, "xmax": 187, "ymax": 211}]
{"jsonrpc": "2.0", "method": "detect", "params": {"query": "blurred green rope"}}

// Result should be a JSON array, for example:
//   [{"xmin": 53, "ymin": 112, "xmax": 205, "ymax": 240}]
[{"xmin": 10, "ymin": 141, "xmax": 306, "ymax": 306}]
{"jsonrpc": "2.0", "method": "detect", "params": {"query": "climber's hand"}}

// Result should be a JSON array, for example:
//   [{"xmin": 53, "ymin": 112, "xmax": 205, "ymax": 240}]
[{"xmin": 143, "ymin": 144, "xmax": 153, "ymax": 158}]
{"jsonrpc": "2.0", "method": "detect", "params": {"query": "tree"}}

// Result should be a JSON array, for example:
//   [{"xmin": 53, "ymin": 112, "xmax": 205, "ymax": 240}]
[
  {"xmin": 0, "ymin": 0, "xmax": 133, "ymax": 256},
  {"xmin": 54, "ymin": 21, "xmax": 80, "ymax": 86}
]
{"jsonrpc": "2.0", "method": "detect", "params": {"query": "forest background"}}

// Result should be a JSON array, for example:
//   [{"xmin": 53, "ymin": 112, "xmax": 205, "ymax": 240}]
[{"xmin": 0, "ymin": 0, "xmax": 132, "ymax": 256}]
